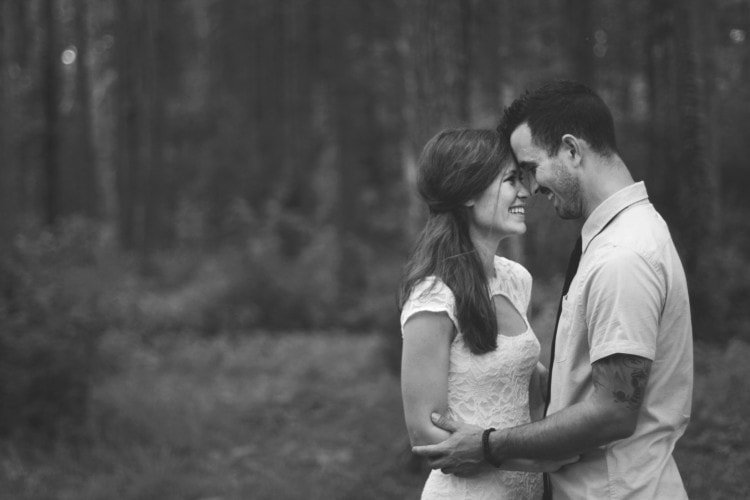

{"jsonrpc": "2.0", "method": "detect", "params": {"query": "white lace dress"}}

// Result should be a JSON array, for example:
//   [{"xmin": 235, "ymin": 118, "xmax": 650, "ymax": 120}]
[{"xmin": 401, "ymin": 256, "xmax": 543, "ymax": 500}]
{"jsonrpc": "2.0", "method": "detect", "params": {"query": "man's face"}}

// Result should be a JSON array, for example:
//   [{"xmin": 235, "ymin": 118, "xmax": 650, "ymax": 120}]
[{"xmin": 509, "ymin": 123, "xmax": 582, "ymax": 220}]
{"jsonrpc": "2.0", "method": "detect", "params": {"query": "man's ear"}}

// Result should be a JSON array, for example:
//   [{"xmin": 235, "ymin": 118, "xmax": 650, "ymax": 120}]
[{"xmin": 561, "ymin": 134, "xmax": 583, "ymax": 164}]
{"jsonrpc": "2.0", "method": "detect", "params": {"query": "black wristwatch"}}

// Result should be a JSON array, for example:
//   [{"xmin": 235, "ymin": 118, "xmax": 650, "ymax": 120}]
[{"xmin": 482, "ymin": 427, "xmax": 503, "ymax": 468}]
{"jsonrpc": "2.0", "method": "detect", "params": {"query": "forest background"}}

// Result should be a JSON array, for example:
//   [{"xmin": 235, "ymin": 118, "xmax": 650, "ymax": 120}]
[{"xmin": 1, "ymin": 0, "xmax": 749, "ymax": 498}]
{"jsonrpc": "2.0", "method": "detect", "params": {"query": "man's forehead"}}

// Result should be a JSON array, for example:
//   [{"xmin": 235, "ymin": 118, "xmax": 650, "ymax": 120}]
[
  {"xmin": 509, "ymin": 125, "xmax": 536, "ymax": 154},
  {"xmin": 510, "ymin": 123, "xmax": 533, "ymax": 143},
  {"xmin": 510, "ymin": 124, "xmax": 549, "ymax": 162}
]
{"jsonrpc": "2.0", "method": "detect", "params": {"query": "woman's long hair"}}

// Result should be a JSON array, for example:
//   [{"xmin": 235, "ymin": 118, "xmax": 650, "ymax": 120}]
[{"xmin": 399, "ymin": 129, "xmax": 513, "ymax": 354}]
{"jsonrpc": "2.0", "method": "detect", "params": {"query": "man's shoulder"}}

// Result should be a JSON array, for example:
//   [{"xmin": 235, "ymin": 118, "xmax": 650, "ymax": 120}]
[{"xmin": 599, "ymin": 203, "xmax": 674, "ymax": 262}]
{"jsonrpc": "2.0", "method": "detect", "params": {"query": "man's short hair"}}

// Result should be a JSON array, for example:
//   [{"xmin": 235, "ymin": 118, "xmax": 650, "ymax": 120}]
[{"xmin": 498, "ymin": 81, "xmax": 618, "ymax": 156}]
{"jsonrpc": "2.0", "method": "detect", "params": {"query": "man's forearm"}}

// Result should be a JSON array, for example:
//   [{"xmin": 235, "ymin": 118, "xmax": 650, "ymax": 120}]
[{"xmin": 490, "ymin": 399, "xmax": 632, "ymax": 461}]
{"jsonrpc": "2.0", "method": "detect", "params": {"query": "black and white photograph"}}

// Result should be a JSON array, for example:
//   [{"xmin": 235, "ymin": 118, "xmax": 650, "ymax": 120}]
[{"xmin": 0, "ymin": 1, "xmax": 748, "ymax": 499}]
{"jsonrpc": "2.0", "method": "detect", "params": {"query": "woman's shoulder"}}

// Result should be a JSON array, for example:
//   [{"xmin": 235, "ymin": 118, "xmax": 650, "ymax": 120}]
[
  {"xmin": 406, "ymin": 276, "xmax": 455, "ymax": 304},
  {"xmin": 494, "ymin": 256, "xmax": 532, "ymax": 283},
  {"xmin": 401, "ymin": 276, "xmax": 458, "ymax": 332}
]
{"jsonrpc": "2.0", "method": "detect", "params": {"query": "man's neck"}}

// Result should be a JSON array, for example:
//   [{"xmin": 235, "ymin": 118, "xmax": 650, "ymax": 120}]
[{"xmin": 581, "ymin": 155, "xmax": 634, "ymax": 219}]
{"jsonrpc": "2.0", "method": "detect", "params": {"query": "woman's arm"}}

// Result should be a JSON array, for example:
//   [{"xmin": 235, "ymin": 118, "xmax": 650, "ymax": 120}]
[
  {"xmin": 529, "ymin": 361, "xmax": 548, "ymax": 422},
  {"xmin": 401, "ymin": 311, "xmax": 455, "ymax": 446}
]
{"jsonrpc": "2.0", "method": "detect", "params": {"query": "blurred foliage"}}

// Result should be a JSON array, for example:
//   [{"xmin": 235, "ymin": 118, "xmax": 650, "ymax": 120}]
[
  {"xmin": 0, "ymin": 217, "xmax": 108, "ymax": 442},
  {"xmin": 673, "ymin": 338, "xmax": 750, "ymax": 498},
  {"xmin": 2, "ymin": 0, "xmax": 749, "ymax": 342},
  {"xmin": 0, "ymin": 0, "xmax": 749, "ymax": 468},
  {"xmin": 0, "ymin": 332, "xmax": 747, "ymax": 499}
]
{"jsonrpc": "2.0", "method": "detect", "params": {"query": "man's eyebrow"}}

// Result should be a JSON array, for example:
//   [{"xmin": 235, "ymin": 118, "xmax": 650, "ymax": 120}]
[{"xmin": 518, "ymin": 161, "xmax": 537, "ymax": 170}]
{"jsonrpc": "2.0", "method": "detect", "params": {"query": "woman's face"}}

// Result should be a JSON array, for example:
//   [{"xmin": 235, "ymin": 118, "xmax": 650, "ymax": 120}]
[{"xmin": 467, "ymin": 161, "xmax": 530, "ymax": 238}]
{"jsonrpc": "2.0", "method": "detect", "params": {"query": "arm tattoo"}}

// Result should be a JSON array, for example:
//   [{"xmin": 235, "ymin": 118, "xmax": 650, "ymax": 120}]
[{"xmin": 593, "ymin": 355, "xmax": 652, "ymax": 411}]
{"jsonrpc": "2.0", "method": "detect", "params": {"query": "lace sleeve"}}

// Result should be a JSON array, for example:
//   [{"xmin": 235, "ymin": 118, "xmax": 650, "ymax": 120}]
[
  {"xmin": 400, "ymin": 277, "xmax": 458, "ymax": 337},
  {"xmin": 498, "ymin": 258, "xmax": 532, "ymax": 313}
]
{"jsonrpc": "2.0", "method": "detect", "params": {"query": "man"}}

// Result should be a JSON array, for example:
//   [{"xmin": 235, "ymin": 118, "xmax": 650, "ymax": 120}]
[{"xmin": 412, "ymin": 81, "xmax": 693, "ymax": 499}]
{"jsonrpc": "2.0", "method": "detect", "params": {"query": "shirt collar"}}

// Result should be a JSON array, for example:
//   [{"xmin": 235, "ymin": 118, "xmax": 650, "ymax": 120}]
[{"xmin": 581, "ymin": 181, "xmax": 649, "ymax": 254}]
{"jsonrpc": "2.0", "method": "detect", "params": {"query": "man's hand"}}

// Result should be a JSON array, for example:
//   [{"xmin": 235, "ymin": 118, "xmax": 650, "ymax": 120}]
[{"xmin": 411, "ymin": 413, "xmax": 487, "ymax": 476}]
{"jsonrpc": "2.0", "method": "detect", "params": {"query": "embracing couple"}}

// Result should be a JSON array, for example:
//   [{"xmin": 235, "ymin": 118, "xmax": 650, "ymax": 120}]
[{"xmin": 398, "ymin": 81, "xmax": 693, "ymax": 499}]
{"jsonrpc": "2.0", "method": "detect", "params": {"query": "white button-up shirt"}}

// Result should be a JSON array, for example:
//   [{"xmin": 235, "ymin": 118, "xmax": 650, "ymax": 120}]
[{"xmin": 549, "ymin": 182, "xmax": 693, "ymax": 499}]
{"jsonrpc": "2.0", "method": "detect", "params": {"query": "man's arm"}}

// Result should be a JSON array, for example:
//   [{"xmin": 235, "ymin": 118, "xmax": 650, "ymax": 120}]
[
  {"xmin": 488, "ymin": 353, "xmax": 651, "ymax": 461},
  {"xmin": 413, "ymin": 248, "xmax": 660, "ymax": 472},
  {"xmin": 413, "ymin": 353, "xmax": 651, "ymax": 472}
]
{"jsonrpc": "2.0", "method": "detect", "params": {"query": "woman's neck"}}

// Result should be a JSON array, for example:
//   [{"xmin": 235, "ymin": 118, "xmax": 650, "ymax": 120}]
[{"xmin": 469, "ymin": 228, "xmax": 501, "ymax": 278}]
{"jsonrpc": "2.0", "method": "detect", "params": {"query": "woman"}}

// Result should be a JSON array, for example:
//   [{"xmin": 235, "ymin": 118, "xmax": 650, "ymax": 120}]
[{"xmin": 399, "ymin": 129, "xmax": 570, "ymax": 499}]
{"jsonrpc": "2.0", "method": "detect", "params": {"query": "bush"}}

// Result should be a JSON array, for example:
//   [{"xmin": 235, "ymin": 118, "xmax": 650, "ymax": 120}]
[
  {"xmin": 190, "ymin": 204, "xmax": 403, "ymax": 334},
  {"xmin": 0, "ymin": 218, "xmax": 108, "ymax": 442}
]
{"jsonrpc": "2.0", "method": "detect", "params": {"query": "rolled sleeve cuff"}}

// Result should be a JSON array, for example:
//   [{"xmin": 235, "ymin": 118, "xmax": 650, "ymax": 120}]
[{"xmin": 590, "ymin": 340, "xmax": 655, "ymax": 364}]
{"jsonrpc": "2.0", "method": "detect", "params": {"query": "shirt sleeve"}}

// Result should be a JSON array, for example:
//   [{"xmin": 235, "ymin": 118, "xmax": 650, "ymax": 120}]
[
  {"xmin": 584, "ymin": 246, "xmax": 664, "ymax": 363},
  {"xmin": 400, "ymin": 277, "xmax": 459, "ymax": 336}
]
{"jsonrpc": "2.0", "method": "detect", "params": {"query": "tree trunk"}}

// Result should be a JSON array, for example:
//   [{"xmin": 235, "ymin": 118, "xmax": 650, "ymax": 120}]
[
  {"xmin": 673, "ymin": 0, "xmax": 722, "ymax": 341},
  {"xmin": 331, "ymin": 2, "xmax": 367, "ymax": 300},
  {"xmin": 115, "ymin": 0, "xmax": 137, "ymax": 249},
  {"xmin": 565, "ymin": 0, "xmax": 595, "ymax": 86},
  {"xmin": 114, "ymin": 0, "xmax": 163, "ymax": 266},
  {"xmin": 0, "ymin": 1, "xmax": 13, "ymax": 250},
  {"xmin": 398, "ymin": 1, "xmax": 422, "ymax": 242},
  {"xmin": 457, "ymin": 0, "xmax": 472, "ymax": 123},
  {"xmin": 137, "ymin": 1, "xmax": 162, "ymax": 265},
  {"xmin": 646, "ymin": 0, "xmax": 678, "ymax": 214},
  {"xmin": 73, "ymin": 0, "xmax": 98, "ymax": 219},
  {"xmin": 87, "ymin": 0, "xmax": 119, "ymax": 245},
  {"xmin": 42, "ymin": 0, "xmax": 61, "ymax": 225}
]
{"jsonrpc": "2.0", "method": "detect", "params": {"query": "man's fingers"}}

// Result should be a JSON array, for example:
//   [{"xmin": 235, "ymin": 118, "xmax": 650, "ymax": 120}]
[
  {"xmin": 411, "ymin": 443, "xmax": 446, "ymax": 460},
  {"xmin": 430, "ymin": 412, "xmax": 458, "ymax": 432},
  {"xmin": 450, "ymin": 467, "xmax": 470, "ymax": 477},
  {"xmin": 411, "ymin": 447, "xmax": 447, "ymax": 470},
  {"xmin": 445, "ymin": 465, "xmax": 482, "ymax": 477},
  {"xmin": 411, "ymin": 448, "xmax": 446, "ymax": 470}
]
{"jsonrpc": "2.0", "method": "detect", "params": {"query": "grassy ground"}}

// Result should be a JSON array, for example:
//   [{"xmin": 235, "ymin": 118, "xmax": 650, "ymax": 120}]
[{"xmin": 1, "ymin": 331, "xmax": 748, "ymax": 499}]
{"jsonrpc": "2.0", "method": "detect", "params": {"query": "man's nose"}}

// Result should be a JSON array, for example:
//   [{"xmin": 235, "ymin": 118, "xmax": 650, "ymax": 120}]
[
  {"xmin": 525, "ymin": 175, "xmax": 540, "ymax": 195},
  {"xmin": 519, "ymin": 179, "xmax": 531, "ymax": 198}
]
